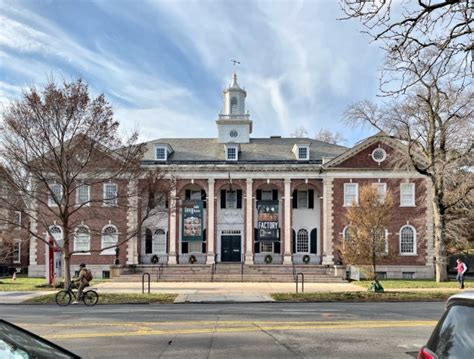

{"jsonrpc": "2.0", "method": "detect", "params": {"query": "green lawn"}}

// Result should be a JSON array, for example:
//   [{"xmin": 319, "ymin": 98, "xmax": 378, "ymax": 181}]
[
  {"xmin": 354, "ymin": 279, "xmax": 474, "ymax": 289},
  {"xmin": 25, "ymin": 293, "xmax": 177, "ymax": 304},
  {"xmin": 0, "ymin": 277, "xmax": 107, "ymax": 291},
  {"xmin": 271, "ymin": 291, "xmax": 456, "ymax": 303}
]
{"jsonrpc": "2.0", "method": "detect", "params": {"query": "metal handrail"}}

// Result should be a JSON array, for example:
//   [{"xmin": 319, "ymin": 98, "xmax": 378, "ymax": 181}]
[
  {"xmin": 142, "ymin": 272, "xmax": 150, "ymax": 294},
  {"xmin": 295, "ymin": 272, "xmax": 304, "ymax": 293},
  {"xmin": 241, "ymin": 253, "xmax": 244, "ymax": 282}
]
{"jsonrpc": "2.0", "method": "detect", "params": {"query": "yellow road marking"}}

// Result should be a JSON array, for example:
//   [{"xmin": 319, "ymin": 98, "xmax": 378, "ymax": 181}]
[{"xmin": 36, "ymin": 320, "xmax": 437, "ymax": 340}]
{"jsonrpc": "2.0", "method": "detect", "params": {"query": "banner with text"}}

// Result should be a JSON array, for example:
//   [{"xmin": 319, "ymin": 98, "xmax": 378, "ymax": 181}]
[
  {"xmin": 182, "ymin": 201, "xmax": 204, "ymax": 241},
  {"xmin": 257, "ymin": 200, "xmax": 279, "ymax": 240}
]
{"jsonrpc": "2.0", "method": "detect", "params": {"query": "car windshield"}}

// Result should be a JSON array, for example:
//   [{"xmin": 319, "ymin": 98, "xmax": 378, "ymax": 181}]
[{"xmin": 426, "ymin": 303, "xmax": 474, "ymax": 358}]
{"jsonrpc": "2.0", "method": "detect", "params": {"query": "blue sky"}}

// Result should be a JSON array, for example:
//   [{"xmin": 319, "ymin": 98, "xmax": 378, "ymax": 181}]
[{"xmin": 0, "ymin": 0, "xmax": 383, "ymax": 145}]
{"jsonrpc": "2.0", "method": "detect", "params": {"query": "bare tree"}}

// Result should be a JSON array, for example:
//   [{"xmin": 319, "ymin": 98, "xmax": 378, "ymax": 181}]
[
  {"xmin": 0, "ymin": 79, "xmax": 168, "ymax": 287},
  {"xmin": 339, "ymin": 185, "xmax": 394, "ymax": 281},
  {"xmin": 290, "ymin": 126, "xmax": 309, "ymax": 138},
  {"xmin": 340, "ymin": 0, "xmax": 473, "ymax": 94},
  {"xmin": 314, "ymin": 129, "xmax": 346, "ymax": 145},
  {"xmin": 345, "ymin": 54, "xmax": 473, "ymax": 281}
]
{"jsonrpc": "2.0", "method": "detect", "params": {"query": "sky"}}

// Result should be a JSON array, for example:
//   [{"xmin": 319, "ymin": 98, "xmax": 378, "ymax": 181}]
[{"xmin": 0, "ymin": 0, "xmax": 384, "ymax": 146}]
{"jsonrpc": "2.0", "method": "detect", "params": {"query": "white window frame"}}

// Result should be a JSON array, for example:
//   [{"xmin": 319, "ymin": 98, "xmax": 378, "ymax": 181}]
[
  {"xmin": 74, "ymin": 225, "xmax": 91, "ymax": 254},
  {"xmin": 76, "ymin": 184, "xmax": 90, "ymax": 206},
  {"xmin": 13, "ymin": 240, "xmax": 21, "ymax": 263},
  {"xmin": 49, "ymin": 225, "xmax": 63, "ymax": 247},
  {"xmin": 399, "ymin": 225, "xmax": 417, "ymax": 255},
  {"xmin": 261, "ymin": 190, "xmax": 273, "ymax": 201},
  {"xmin": 103, "ymin": 183, "xmax": 118, "ymax": 207},
  {"xmin": 153, "ymin": 229, "xmax": 167, "ymax": 254},
  {"xmin": 48, "ymin": 183, "xmax": 63, "ymax": 207},
  {"xmin": 342, "ymin": 226, "xmax": 352, "ymax": 241},
  {"xmin": 371, "ymin": 148, "xmax": 387, "ymax": 163},
  {"xmin": 400, "ymin": 183, "xmax": 415, "ymax": 207},
  {"xmin": 14, "ymin": 211, "xmax": 21, "ymax": 230},
  {"xmin": 373, "ymin": 227, "xmax": 389, "ymax": 254},
  {"xmin": 297, "ymin": 145, "xmax": 310, "ymax": 160},
  {"xmin": 101, "ymin": 224, "xmax": 118, "ymax": 255},
  {"xmin": 372, "ymin": 183, "xmax": 387, "ymax": 204},
  {"xmin": 226, "ymin": 190, "xmax": 237, "ymax": 209},
  {"xmin": 343, "ymin": 183, "xmax": 358, "ymax": 206},
  {"xmin": 226, "ymin": 146, "xmax": 238, "ymax": 161},
  {"xmin": 296, "ymin": 228, "xmax": 310, "ymax": 253},
  {"xmin": 297, "ymin": 190, "xmax": 308, "ymax": 209},
  {"xmin": 155, "ymin": 146, "xmax": 167, "ymax": 161}
]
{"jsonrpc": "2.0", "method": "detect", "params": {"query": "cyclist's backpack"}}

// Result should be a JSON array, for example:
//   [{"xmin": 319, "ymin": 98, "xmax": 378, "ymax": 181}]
[{"xmin": 85, "ymin": 269, "xmax": 93, "ymax": 282}]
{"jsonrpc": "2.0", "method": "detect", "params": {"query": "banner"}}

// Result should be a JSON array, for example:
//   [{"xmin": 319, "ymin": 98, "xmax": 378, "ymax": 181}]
[
  {"xmin": 257, "ymin": 200, "xmax": 279, "ymax": 240},
  {"xmin": 182, "ymin": 201, "xmax": 203, "ymax": 241}
]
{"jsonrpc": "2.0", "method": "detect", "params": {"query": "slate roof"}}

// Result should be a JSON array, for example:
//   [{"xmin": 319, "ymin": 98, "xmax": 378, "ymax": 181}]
[{"xmin": 143, "ymin": 138, "xmax": 347, "ymax": 164}]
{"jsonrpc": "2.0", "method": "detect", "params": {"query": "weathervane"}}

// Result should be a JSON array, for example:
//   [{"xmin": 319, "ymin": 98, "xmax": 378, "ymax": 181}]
[{"xmin": 231, "ymin": 59, "xmax": 240, "ymax": 70}]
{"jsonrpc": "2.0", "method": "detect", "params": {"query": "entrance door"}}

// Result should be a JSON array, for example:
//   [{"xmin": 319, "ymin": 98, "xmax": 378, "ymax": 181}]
[{"xmin": 221, "ymin": 235, "xmax": 241, "ymax": 262}]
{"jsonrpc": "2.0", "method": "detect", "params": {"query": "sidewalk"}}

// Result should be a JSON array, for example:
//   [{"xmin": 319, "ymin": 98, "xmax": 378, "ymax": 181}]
[{"xmin": 0, "ymin": 291, "xmax": 52, "ymax": 304}]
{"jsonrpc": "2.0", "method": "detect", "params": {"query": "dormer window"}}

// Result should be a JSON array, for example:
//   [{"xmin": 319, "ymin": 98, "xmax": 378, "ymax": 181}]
[
  {"xmin": 225, "ymin": 144, "xmax": 239, "ymax": 161},
  {"xmin": 292, "ymin": 144, "xmax": 310, "ymax": 161},
  {"xmin": 154, "ymin": 144, "xmax": 173, "ymax": 161}
]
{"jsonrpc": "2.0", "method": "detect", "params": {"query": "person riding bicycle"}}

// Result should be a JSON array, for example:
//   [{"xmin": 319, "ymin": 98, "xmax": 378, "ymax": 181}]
[{"xmin": 72, "ymin": 263, "xmax": 89, "ymax": 304}]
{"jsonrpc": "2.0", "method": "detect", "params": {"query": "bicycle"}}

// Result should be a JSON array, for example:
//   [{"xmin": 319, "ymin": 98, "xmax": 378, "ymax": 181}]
[{"xmin": 55, "ymin": 283, "xmax": 99, "ymax": 306}]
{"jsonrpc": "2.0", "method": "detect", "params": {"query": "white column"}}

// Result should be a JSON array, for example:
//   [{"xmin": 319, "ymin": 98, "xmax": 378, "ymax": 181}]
[
  {"xmin": 322, "ymin": 177, "xmax": 334, "ymax": 265},
  {"xmin": 126, "ymin": 180, "xmax": 138, "ymax": 264},
  {"xmin": 168, "ymin": 187, "xmax": 177, "ymax": 264},
  {"xmin": 245, "ymin": 178, "xmax": 254, "ymax": 264},
  {"xmin": 207, "ymin": 179, "xmax": 215, "ymax": 264},
  {"xmin": 283, "ymin": 179, "xmax": 292, "ymax": 264}
]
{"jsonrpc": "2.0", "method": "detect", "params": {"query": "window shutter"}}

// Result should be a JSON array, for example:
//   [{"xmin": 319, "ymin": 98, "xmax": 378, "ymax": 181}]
[
  {"xmin": 203, "ymin": 228, "xmax": 206, "ymax": 242},
  {"xmin": 256, "ymin": 190, "xmax": 262, "ymax": 201},
  {"xmin": 254, "ymin": 228, "xmax": 259, "ymax": 242},
  {"xmin": 310, "ymin": 228, "xmax": 317, "ymax": 254},
  {"xmin": 236, "ymin": 190, "xmax": 242, "ymax": 209},
  {"xmin": 292, "ymin": 229, "xmax": 296, "ymax": 254},
  {"xmin": 166, "ymin": 231, "xmax": 169, "ymax": 253},
  {"xmin": 185, "ymin": 189, "xmax": 191, "ymax": 200},
  {"xmin": 308, "ymin": 190, "xmax": 314, "ymax": 209},
  {"xmin": 220, "ymin": 190, "xmax": 226, "ymax": 209},
  {"xmin": 145, "ymin": 229, "xmax": 152, "ymax": 254},
  {"xmin": 292, "ymin": 190, "xmax": 298, "ymax": 209},
  {"xmin": 272, "ymin": 190, "xmax": 278, "ymax": 201},
  {"xmin": 201, "ymin": 189, "xmax": 206, "ymax": 208},
  {"xmin": 165, "ymin": 199, "xmax": 169, "ymax": 209},
  {"xmin": 274, "ymin": 241, "xmax": 281, "ymax": 254},
  {"xmin": 254, "ymin": 241, "xmax": 260, "ymax": 254},
  {"xmin": 182, "ymin": 242, "xmax": 188, "ymax": 254},
  {"xmin": 202, "ymin": 241, "xmax": 206, "ymax": 254}
]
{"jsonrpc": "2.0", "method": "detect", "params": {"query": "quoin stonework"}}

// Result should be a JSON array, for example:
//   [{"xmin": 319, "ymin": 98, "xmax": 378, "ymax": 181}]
[{"xmin": 28, "ymin": 71, "xmax": 434, "ymax": 281}]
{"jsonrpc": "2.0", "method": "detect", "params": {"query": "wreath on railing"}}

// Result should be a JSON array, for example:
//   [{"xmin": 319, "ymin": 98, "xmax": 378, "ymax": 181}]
[
  {"xmin": 189, "ymin": 255, "xmax": 197, "ymax": 264},
  {"xmin": 151, "ymin": 255, "xmax": 159, "ymax": 264},
  {"xmin": 302, "ymin": 255, "xmax": 310, "ymax": 264},
  {"xmin": 264, "ymin": 254, "xmax": 273, "ymax": 264}
]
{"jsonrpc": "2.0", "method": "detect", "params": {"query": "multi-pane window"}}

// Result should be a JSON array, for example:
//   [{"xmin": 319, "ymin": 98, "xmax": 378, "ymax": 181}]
[
  {"xmin": 373, "ymin": 227, "xmax": 388, "ymax": 253},
  {"xmin": 189, "ymin": 190, "xmax": 202, "ymax": 201},
  {"xmin": 101, "ymin": 225, "xmax": 118, "ymax": 255},
  {"xmin": 13, "ymin": 241, "xmax": 20, "ymax": 263},
  {"xmin": 227, "ymin": 147, "xmax": 237, "ymax": 160},
  {"xmin": 261, "ymin": 190, "xmax": 273, "ymax": 201},
  {"xmin": 153, "ymin": 229, "xmax": 166, "ymax": 253},
  {"xmin": 74, "ymin": 226, "xmax": 91, "ymax": 253},
  {"xmin": 343, "ymin": 226, "xmax": 352, "ymax": 241},
  {"xmin": 297, "ymin": 146, "xmax": 309, "ymax": 160},
  {"xmin": 13, "ymin": 211, "xmax": 21, "ymax": 229},
  {"xmin": 343, "ymin": 183, "xmax": 358, "ymax": 206},
  {"xmin": 372, "ymin": 183, "xmax": 387, "ymax": 203},
  {"xmin": 260, "ymin": 241, "xmax": 273, "ymax": 253},
  {"xmin": 400, "ymin": 225, "xmax": 416, "ymax": 255},
  {"xmin": 103, "ymin": 183, "xmax": 118, "ymax": 206},
  {"xmin": 296, "ymin": 229, "xmax": 309, "ymax": 253},
  {"xmin": 48, "ymin": 183, "xmax": 63, "ymax": 207},
  {"xmin": 297, "ymin": 190, "xmax": 308, "ymax": 208},
  {"xmin": 49, "ymin": 225, "xmax": 63, "ymax": 247},
  {"xmin": 400, "ymin": 183, "xmax": 415, "ymax": 206},
  {"xmin": 155, "ymin": 147, "xmax": 166, "ymax": 160},
  {"xmin": 188, "ymin": 241, "xmax": 201, "ymax": 253},
  {"xmin": 231, "ymin": 97, "xmax": 238, "ymax": 113},
  {"xmin": 76, "ymin": 184, "xmax": 90, "ymax": 205},
  {"xmin": 226, "ymin": 190, "xmax": 237, "ymax": 209},
  {"xmin": 0, "ymin": 181, "xmax": 8, "ymax": 199}
]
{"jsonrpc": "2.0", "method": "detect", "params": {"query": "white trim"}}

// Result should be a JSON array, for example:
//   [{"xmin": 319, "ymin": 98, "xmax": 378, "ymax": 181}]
[
  {"xmin": 48, "ymin": 183, "xmax": 62, "ymax": 207},
  {"xmin": 101, "ymin": 224, "xmax": 118, "ymax": 255},
  {"xmin": 14, "ymin": 211, "xmax": 21, "ymax": 230},
  {"xmin": 343, "ymin": 183, "xmax": 358, "ymax": 206},
  {"xmin": 399, "ymin": 225, "xmax": 417, "ymax": 255},
  {"xmin": 73, "ymin": 225, "xmax": 91, "ymax": 254},
  {"xmin": 103, "ymin": 183, "xmax": 118, "ymax": 207},
  {"xmin": 400, "ymin": 183, "xmax": 416, "ymax": 207},
  {"xmin": 155, "ymin": 145, "xmax": 168, "ymax": 161},
  {"xmin": 372, "ymin": 182, "xmax": 387, "ymax": 203},
  {"xmin": 371, "ymin": 147, "xmax": 387, "ymax": 163},
  {"xmin": 75, "ymin": 184, "xmax": 90, "ymax": 206},
  {"xmin": 225, "ymin": 145, "xmax": 239, "ymax": 161},
  {"xmin": 296, "ymin": 228, "xmax": 310, "ymax": 253}
]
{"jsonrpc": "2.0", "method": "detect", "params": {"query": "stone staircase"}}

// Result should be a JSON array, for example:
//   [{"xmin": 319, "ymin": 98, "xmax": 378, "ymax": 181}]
[{"xmin": 110, "ymin": 263, "xmax": 347, "ymax": 283}]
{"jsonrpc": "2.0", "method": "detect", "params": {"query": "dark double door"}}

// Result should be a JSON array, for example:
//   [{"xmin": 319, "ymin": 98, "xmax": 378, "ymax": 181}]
[{"xmin": 221, "ymin": 235, "xmax": 241, "ymax": 262}]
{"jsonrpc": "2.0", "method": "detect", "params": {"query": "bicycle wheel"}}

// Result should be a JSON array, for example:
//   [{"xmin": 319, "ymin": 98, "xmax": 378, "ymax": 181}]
[
  {"xmin": 55, "ymin": 290, "xmax": 72, "ymax": 306},
  {"xmin": 83, "ymin": 290, "xmax": 99, "ymax": 306}
]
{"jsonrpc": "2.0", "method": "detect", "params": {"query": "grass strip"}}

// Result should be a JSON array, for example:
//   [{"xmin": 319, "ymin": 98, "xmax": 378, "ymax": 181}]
[
  {"xmin": 25, "ymin": 293, "xmax": 177, "ymax": 304},
  {"xmin": 354, "ymin": 279, "xmax": 474, "ymax": 289},
  {"xmin": 271, "ymin": 291, "xmax": 457, "ymax": 303}
]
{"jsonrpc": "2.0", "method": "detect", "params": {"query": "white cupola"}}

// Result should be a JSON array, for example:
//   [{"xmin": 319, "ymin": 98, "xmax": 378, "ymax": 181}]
[{"xmin": 216, "ymin": 70, "xmax": 252, "ymax": 144}]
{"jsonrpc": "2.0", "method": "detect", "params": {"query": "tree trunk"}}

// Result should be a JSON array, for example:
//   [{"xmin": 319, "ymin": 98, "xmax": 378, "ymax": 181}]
[
  {"xmin": 432, "ymin": 193, "xmax": 448, "ymax": 282},
  {"xmin": 63, "ymin": 246, "xmax": 71, "ymax": 289}
]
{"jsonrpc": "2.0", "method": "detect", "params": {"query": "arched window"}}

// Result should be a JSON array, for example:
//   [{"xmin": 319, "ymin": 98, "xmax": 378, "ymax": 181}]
[
  {"xmin": 400, "ymin": 225, "xmax": 416, "ymax": 255},
  {"xmin": 230, "ymin": 97, "xmax": 238, "ymax": 113},
  {"xmin": 342, "ymin": 226, "xmax": 352, "ymax": 241},
  {"xmin": 49, "ymin": 225, "xmax": 63, "ymax": 246},
  {"xmin": 74, "ymin": 226, "xmax": 90, "ymax": 253},
  {"xmin": 296, "ymin": 229, "xmax": 309, "ymax": 253},
  {"xmin": 101, "ymin": 224, "xmax": 118, "ymax": 255},
  {"xmin": 373, "ymin": 227, "xmax": 388, "ymax": 253},
  {"xmin": 153, "ymin": 229, "xmax": 167, "ymax": 254}
]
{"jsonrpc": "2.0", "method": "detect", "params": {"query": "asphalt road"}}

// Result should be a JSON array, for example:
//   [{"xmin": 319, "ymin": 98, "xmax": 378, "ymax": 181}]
[{"xmin": 1, "ymin": 302, "xmax": 445, "ymax": 358}]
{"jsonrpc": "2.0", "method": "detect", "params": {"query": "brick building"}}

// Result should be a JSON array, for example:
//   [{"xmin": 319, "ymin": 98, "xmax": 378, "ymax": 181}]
[{"xmin": 28, "ymin": 72, "xmax": 434, "ymax": 280}]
